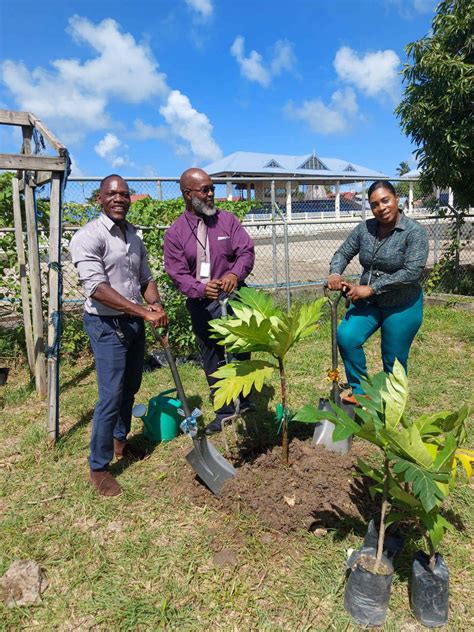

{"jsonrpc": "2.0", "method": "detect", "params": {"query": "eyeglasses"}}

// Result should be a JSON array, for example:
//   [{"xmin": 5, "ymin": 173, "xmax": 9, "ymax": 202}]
[{"xmin": 184, "ymin": 185, "xmax": 215, "ymax": 194}]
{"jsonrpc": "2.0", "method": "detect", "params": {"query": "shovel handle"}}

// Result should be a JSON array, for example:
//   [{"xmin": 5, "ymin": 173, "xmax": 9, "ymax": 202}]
[
  {"xmin": 149, "ymin": 323, "xmax": 192, "ymax": 418},
  {"xmin": 324, "ymin": 284, "xmax": 350, "ymax": 309},
  {"xmin": 151, "ymin": 324, "xmax": 169, "ymax": 345}
]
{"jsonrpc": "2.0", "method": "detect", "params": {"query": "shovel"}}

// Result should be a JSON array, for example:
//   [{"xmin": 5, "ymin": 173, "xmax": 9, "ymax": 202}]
[
  {"xmin": 217, "ymin": 293, "xmax": 248, "ymax": 443},
  {"xmin": 312, "ymin": 286, "xmax": 354, "ymax": 454},
  {"xmin": 153, "ymin": 327, "xmax": 236, "ymax": 495}
]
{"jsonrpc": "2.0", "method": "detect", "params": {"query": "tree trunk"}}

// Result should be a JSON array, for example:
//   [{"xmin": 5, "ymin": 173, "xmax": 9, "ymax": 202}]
[
  {"xmin": 278, "ymin": 358, "xmax": 289, "ymax": 464},
  {"xmin": 375, "ymin": 457, "xmax": 390, "ymax": 572},
  {"xmin": 428, "ymin": 537, "xmax": 437, "ymax": 572}
]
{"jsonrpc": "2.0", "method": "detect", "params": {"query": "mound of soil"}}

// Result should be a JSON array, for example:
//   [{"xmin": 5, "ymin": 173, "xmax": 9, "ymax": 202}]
[{"xmin": 171, "ymin": 437, "xmax": 378, "ymax": 534}]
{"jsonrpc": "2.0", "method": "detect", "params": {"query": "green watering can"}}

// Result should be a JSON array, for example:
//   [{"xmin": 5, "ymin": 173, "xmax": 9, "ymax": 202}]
[{"xmin": 132, "ymin": 388, "xmax": 181, "ymax": 443}]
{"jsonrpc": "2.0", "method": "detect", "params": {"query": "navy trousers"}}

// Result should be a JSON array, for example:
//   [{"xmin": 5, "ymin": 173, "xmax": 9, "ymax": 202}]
[
  {"xmin": 84, "ymin": 313, "xmax": 145, "ymax": 470},
  {"xmin": 187, "ymin": 298, "xmax": 250, "ymax": 419}
]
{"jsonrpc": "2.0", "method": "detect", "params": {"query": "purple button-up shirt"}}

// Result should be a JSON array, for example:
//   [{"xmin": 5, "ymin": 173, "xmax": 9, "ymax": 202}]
[{"xmin": 164, "ymin": 209, "xmax": 255, "ymax": 299}]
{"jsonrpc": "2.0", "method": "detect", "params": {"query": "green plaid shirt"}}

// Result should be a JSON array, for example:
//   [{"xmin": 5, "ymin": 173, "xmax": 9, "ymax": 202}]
[{"xmin": 329, "ymin": 213, "xmax": 429, "ymax": 307}]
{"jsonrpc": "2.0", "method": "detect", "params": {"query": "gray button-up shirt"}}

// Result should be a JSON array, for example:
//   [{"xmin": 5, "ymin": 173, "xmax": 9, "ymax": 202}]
[
  {"xmin": 70, "ymin": 212, "xmax": 153, "ymax": 316},
  {"xmin": 329, "ymin": 213, "xmax": 429, "ymax": 307}
]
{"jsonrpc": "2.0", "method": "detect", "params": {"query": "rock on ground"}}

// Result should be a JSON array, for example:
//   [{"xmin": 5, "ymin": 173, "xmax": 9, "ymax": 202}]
[{"xmin": 0, "ymin": 560, "xmax": 48, "ymax": 607}]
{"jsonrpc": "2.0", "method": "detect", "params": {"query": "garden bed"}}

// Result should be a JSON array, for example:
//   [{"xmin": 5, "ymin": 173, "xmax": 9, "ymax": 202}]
[{"xmin": 166, "ymin": 437, "xmax": 378, "ymax": 534}]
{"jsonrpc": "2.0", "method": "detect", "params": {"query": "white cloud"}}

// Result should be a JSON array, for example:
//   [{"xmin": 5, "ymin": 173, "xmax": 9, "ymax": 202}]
[
  {"xmin": 285, "ymin": 88, "xmax": 359, "ymax": 135},
  {"xmin": 1, "ymin": 15, "xmax": 222, "ymax": 164},
  {"xmin": 68, "ymin": 154, "xmax": 83, "ymax": 177},
  {"xmin": 413, "ymin": 0, "xmax": 437, "ymax": 12},
  {"xmin": 271, "ymin": 39, "xmax": 297, "ymax": 76},
  {"xmin": 95, "ymin": 132, "xmax": 121, "ymax": 158},
  {"xmin": 334, "ymin": 46, "xmax": 400, "ymax": 101},
  {"xmin": 1, "ymin": 17, "xmax": 168, "ymax": 143},
  {"xmin": 61, "ymin": 16, "xmax": 169, "ymax": 102},
  {"xmin": 1, "ymin": 60, "xmax": 109, "ymax": 144},
  {"xmin": 94, "ymin": 132, "xmax": 134, "ymax": 168},
  {"xmin": 159, "ymin": 90, "xmax": 223, "ymax": 163},
  {"xmin": 111, "ymin": 156, "xmax": 127, "ymax": 168},
  {"xmin": 230, "ymin": 35, "xmax": 296, "ymax": 87},
  {"xmin": 388, "ymin": 0, "xmax": 438, "ymax": 16},
  {"xmin": 185, "ymin": 0, "xmax": 213, "ymax": 19},
  {"xmin": 133, "ymin": 119, "xmax": 168, "ymax": 141}
]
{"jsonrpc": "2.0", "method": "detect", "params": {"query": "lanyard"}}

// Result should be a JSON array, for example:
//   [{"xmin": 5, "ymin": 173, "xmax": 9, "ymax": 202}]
[{"xmin": 185, "ymin": 214, "xmax": 208, "ymax": 253}]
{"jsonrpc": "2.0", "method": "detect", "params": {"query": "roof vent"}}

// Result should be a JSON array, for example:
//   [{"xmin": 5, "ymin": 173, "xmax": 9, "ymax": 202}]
[
  {"xmin": 299, "ymin": 156, "xmax": 328, "ymax": 170},
  {"xmin": 344, "ymin": 164, "xmax": 356, "ymax": 172},
  {"xmin": 264, "ymin": 159, "xmax": 283, "ymax": 168}
]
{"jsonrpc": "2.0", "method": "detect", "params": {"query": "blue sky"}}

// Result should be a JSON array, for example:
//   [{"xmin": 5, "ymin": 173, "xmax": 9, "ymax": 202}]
[{"xmin": 0, "ymin": 0, "xmax": 438, "ymax": 178}]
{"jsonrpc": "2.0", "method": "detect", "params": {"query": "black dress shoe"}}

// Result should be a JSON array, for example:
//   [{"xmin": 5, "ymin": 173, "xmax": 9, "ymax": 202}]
[{"xmin": 204, "ymin": 418, "xmax": 224, "ymax": 435}]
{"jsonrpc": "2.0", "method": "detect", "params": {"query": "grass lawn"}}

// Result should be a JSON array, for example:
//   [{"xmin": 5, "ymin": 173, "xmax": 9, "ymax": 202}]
[{"xmin": 0, "ymin": 304, "xmax": 473, "ymax": 631}]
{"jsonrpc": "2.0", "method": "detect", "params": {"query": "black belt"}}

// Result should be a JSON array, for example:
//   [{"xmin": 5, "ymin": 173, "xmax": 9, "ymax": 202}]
[{"xmin": 87, "ymin": 313, "xmax": 141, "ymax": 320}]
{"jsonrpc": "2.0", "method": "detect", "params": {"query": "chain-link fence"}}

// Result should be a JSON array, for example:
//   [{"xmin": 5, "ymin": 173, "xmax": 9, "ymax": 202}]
[{"xmin": 1, "ymin": 177, "xmax": 473, "ymax": 320}]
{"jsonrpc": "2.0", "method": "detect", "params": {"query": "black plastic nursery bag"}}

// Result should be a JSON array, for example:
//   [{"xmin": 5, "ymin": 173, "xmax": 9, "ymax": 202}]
[
  {"xmin": 411, "ymin": 551, "xmax": 449, "ymax": 628},
  {"xmin": 344, "ymin": 547, "xmax": 394, "ymax": 628}
]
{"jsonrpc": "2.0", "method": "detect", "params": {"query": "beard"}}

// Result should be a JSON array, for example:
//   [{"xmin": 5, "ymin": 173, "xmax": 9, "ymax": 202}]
[{"xmin": 192, "ymin": 196, "xmax": 216, "ymax": 217}]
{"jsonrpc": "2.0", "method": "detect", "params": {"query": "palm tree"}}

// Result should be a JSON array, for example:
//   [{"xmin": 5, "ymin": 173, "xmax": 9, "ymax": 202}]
[{"xmin": 396, "ymin": 161, "xmax": 410, "ymax": 176}]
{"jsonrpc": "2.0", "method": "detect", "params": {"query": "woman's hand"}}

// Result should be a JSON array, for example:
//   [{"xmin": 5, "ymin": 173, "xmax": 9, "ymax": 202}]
[
  {"xmin": 342, "ymin": 282, "xmax": 374, "ymax": 302},
  {"xmin": 327, "ymin": 274, "xmax": 344, "ymax": 290}
]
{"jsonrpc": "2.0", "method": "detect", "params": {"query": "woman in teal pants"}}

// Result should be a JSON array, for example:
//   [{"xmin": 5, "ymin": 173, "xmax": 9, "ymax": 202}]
[{"xmin": 327, "ymin": 180, "xmax": 429, "ymax": 404}]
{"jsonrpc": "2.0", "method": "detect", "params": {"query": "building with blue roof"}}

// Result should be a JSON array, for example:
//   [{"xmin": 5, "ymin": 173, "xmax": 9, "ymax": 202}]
[
  {"xmin": 205, "ymin": 150, "xmax": 387, "ymax": 181},
  {"xmin": 204, "ymin": 151, "xmax": 388, "ymax": 219}
]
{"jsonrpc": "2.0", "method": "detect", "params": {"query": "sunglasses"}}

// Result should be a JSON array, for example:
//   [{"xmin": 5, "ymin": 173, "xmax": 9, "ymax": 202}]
[{"xmin": 185, "ymin": 185, "xmax": 215, "ymax": 194}]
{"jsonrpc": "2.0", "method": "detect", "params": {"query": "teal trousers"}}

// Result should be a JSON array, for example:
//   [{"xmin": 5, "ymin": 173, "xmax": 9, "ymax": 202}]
[{"xmin": 337, "ymin": 292, "xmax": 423, "ymax": 394}]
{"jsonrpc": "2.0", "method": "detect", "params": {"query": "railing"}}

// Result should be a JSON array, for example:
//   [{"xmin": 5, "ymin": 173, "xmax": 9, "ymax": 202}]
[{"xmin": 1, "ymin": 177, "xmax": 472, "ymax": 318}]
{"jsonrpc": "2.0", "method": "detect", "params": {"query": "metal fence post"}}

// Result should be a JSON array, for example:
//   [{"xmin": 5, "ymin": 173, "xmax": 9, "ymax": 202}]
[
  {"xmin": 455, "ymin": 213, "xmax": 461, "ymax": 291},
  {"xmin": 335, "ymin": 181, "xmax": 340, "ymax": 219},
  {"xmin": 274, "ymin": 204, "xmax": 291, "ymax": 311},
  {"xmin": 286, "ymin": 180, "xmax": 292, "ymax": 222},
  {"xmin": 361, "ymin": 180, "xmax": 366, "ymax": 220},
  {"xmin": 271, "ymin": 180, "xmax": 278, "ymax": 294}
]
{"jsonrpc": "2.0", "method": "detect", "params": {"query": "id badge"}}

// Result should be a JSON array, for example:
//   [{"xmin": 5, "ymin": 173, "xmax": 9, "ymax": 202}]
[{"xmin": 200, "ymin": 261, "xmax": 210, "ymax": 278}]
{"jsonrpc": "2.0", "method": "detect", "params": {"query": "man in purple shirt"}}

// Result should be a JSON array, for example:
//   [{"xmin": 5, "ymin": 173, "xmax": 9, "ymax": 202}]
[{"xmin": 164, "ymin": 168, "xmax": 255, "ymax": 434}]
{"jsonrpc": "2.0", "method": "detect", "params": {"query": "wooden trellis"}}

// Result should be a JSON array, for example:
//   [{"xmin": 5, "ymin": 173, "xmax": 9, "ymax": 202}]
[{"xmin": 0, "ymin": 109, "xmax": 69, "ymax": 441}]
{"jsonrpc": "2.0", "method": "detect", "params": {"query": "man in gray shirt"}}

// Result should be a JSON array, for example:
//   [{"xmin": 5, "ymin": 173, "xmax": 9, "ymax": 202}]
[{"xmin": 70, "ymin": 174, "xmax": 167, "ymax": 497}]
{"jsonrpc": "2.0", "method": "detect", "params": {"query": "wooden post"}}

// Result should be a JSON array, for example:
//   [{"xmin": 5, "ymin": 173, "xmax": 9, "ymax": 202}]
[
  {"xmin": 47, "ymin": 172, "xmax": 62, "ymax": 440},
  {"xmin": 12, "ymin": 176, "xmax": 35, "ymax": 374},
  {"xmin": 22, "ymin": 125, "xmax": 46, "ymax": 397}
]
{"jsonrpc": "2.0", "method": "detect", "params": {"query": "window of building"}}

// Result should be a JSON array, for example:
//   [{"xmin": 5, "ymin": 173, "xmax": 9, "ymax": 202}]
[
  {"xmin": 344, "ymin": 164, "xmax": 356, "ymax": 172},
  {"xmin": 263, "ymin": 186, "xmax": 298, "ymax": 198}
]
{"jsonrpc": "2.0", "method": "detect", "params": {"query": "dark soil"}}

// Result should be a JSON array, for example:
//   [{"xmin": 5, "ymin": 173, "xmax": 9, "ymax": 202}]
[{"xmin": 168, "ymin": 437, "xmax": 379, "ymax": 535}]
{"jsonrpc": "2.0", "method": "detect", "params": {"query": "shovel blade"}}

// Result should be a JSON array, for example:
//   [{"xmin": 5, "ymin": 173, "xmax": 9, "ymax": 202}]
[
  {"xmin": 186, "ymin": 436, "xmax": 236, "ymax": 495},
  {"xmin": 312, "ymin": 398, "xmax": 352, "ymax": 455}
]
